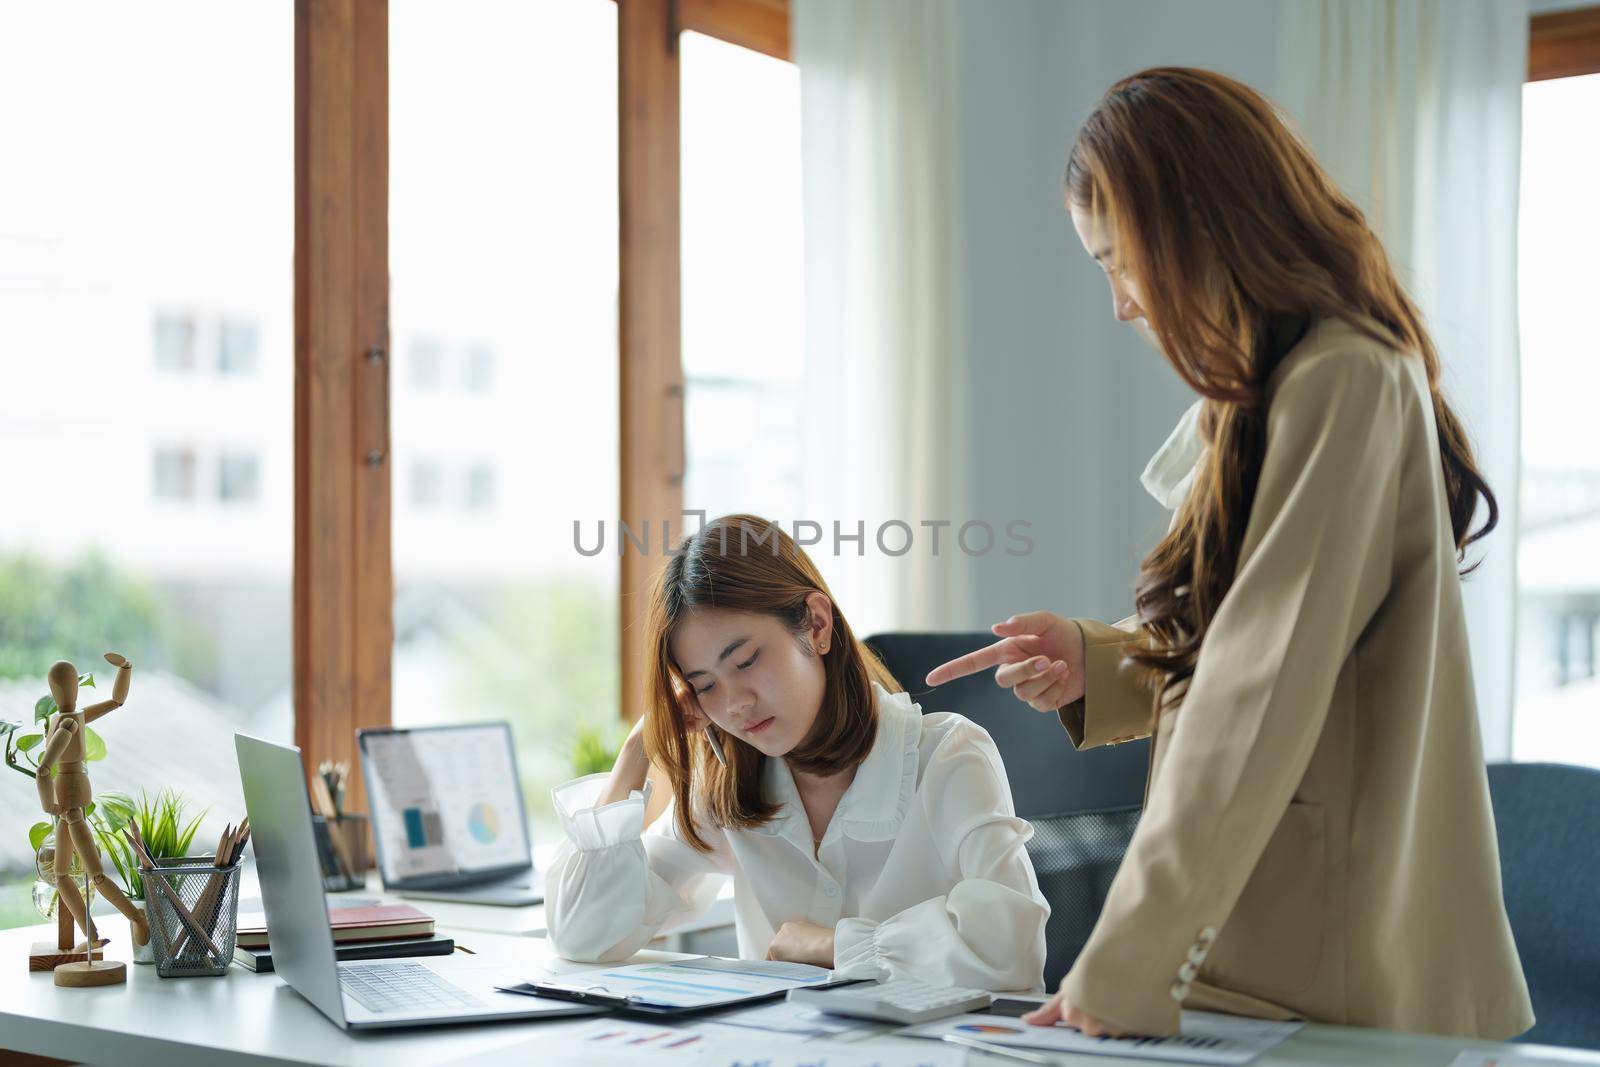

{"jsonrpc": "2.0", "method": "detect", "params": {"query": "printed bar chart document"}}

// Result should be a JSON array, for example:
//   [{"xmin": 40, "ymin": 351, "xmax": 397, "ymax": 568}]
[
  {"xmin": 446, "ymin": 1020, "xmax": 965, "ymax": 1067},
  {"xmin": 900, "ymin": 1009, "xmax": 1305, "ymax": 1064}
]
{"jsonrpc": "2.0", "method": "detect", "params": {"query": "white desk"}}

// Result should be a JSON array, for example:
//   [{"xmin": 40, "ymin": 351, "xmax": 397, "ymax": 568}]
[{"xmin": 3, "ymin": 916, "xmax": 1598, "ymax": 1067}]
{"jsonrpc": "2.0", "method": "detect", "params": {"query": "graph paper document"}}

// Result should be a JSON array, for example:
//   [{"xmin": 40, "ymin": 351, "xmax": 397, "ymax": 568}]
[
  {"xmin": 900, "ymin": 1009, "xmax": 1305, "ymax": 1064},
  {"xmin": 450, "ymin": 1020, "xmax": 965, "ymax": 1067}
]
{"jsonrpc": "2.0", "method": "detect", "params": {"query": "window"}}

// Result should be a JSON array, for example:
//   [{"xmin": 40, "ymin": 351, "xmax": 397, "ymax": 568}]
[
  {"xmin": 218, "ymin": 451, "xmax": 262, "ymax": 504},
  {"xmin": 218, "ymin": 317, "xmax": 261, "ymax": 376},
  {"xmin": 153, "ymin": 447, "xmax": 199, "ymax": 502},
  {"xmin": 409, "ymin": 459, "xmax": 443, "ymax": 510},
  {"xmin": 0, "ymin": 3, "xmax": 290, "ymax": 930},
  {"xmin": 1514, "ymin": 71, "xmax": 1600, "ymax": 767},
  {"xmin": 408, "ymin": 335, "xmax": 443, "ymax": 390},
  {"xmin": 463, "ymin": 344, "xmax": 496, "ymax": 393},
  {"xmin": 154, "ymin": 312, "xmax": 197, "ymax": 372},
  {"xmin": 680, "ymin": 31, "xmax": 806, "ymax": 523},
  {"xmin": 390, "ymin": 0, "xmax": 619, "ymax": 840},
  {"xmin": 464, "ymin": 462, "xmax": 496, "ymax": 512},
  {"xmin": 0, "ymin": 0, "xmax": 795, "ymax": 933}
]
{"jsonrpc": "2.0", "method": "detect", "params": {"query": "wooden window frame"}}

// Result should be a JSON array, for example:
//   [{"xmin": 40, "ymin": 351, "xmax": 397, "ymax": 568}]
[
  {"xmin": 619, "ymin": 0, "xmax": 685, "ymax": 725},
  {"xmin": 1529, "ymin": 6, "xmax": 1600, "ymax": 81},
  {"xmin": 681, "ymin": 0, "xmax": 790, "ymax": 61},
  {"xmin": 617, "ymin": 0, "xmax": 789, "ymax": 721},
  {"xmin": 294, "ymin": 0, "xmax": 391, "ymax": 810}
]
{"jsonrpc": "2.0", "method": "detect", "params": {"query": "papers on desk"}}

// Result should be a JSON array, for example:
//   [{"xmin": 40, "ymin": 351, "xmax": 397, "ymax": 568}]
[
  {"xmin": 555, "ymin": 1021, "xmax": 710, "ymax": 1062},
  {"xmin": 522, "ymin": 1020, "xmax": 964, "ymax": 1067},
  {"xmin": 695, "ymin": 999, "xmax": 886, "ymax": 1039},
  {"xmin": 694, "ymin": 1041, "xmax": 963, "ymax": 1067},
  {"xmin": 900, "ymin": 1010, "xmax": 1305, "ymax": 1064},
  {"xmin": 1447, "ymin": 1054, "xmax": 1572, "ymax": 1067}
]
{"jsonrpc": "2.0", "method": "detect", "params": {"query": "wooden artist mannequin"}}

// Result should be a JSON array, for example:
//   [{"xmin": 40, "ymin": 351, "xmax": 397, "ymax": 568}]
[{"xmin": 35, "ymin": 654, "xmax": 149, "ymax": 987}]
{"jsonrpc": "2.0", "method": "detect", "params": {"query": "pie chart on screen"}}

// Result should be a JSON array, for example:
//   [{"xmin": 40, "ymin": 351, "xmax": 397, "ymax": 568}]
[
  {"xmin": 467, "ymin": 802, "xmax": 500, "ymax": 844},
  {"xmin": 956, "ymin": 1023, "xmax": 1023, "ymax": 1036}
]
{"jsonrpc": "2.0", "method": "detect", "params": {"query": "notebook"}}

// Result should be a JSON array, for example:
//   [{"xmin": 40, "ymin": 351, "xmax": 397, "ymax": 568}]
[
  {"xmin": 498, "ymin": 957, "xmax": 861, "ymax": 1017},
  {"xmin": 233, "ymin": 934, "xmax": 456, "ymax": 973},
  {"xmin": 235, "ymin": 903, "xmax": 435, "ymax": 950}
]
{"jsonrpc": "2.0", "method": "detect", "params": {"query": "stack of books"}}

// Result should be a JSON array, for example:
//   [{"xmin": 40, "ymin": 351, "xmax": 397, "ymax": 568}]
[{"xmin": 232, "ymin": 903, "xmax": 454, "ymax": 973}]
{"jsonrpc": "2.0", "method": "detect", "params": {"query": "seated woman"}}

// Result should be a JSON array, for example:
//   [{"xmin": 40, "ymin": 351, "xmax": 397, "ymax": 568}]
[{"xmin": 545, "ymin": 514, "xmax": 1049, "ymax": 992}]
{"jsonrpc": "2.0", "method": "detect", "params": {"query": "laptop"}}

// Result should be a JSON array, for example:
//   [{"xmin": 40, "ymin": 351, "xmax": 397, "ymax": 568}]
[
  {"xmin": 356, "ymin": 723, "xmax": 543, "ymax": 906},
  {"xmin": 235, "ymin": 733, "xmax": 600, "ymax": 1030}
]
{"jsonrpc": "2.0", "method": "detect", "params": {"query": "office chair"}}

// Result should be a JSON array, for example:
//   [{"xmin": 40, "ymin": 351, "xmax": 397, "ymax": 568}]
[
  {"xmin": 866, "ymin": 631, "xmax": 1149, "ymax": 988},
  {"xmin": 1487, "ymin": 761, "xmax": 1600, "ymax": 1050}
]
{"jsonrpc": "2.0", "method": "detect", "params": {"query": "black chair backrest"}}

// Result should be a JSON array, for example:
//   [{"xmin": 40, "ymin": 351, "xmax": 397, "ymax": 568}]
[
  {"xmin": 865, "ymin": 631, "xmax": 1149, "ymax": 816},
  {"xmin": 866, "ymin": 631, "xmax": 1150, "ymax": 987},
  {"xmin": 1487, "ymin": 761, "xmax": 1600, "ymax": 1050},
  {"xmin": 1026, "ymin": 805, "xmax": 1142, "ymax": 989}
]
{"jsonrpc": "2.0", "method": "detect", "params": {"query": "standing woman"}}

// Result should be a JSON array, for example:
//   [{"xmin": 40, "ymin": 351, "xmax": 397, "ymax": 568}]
[{"xmin": 928, "ymin": 68, "xmax": 1534, "ymax": 1039}]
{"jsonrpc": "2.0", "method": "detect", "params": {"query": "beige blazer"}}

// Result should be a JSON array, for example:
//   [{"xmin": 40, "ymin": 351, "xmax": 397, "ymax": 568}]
[{"xmin": 1055, "ymin": 316, "xmax": 1534, "ymax": 1039}]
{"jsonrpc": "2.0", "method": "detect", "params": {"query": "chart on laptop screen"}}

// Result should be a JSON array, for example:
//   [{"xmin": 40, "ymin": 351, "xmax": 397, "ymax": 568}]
[{"xmin": 363, "ymin": 725, "xmax": 531, "ymax": 880}]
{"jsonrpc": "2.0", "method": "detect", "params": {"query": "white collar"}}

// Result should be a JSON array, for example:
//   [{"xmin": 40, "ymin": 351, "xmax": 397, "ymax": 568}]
[
  {"xmin": 753, "ymin": 681, "xmax": 922, "ymax": 846},
  {"xmin": 1141, "ymin": 398, "xmax": 1205, "ymax": 510}
]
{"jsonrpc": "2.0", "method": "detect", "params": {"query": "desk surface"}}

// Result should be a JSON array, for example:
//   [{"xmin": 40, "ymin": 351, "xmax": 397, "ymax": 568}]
[{"xmin": 3, "ymin": 916, "xmax": 1598, "ymax": 1067}]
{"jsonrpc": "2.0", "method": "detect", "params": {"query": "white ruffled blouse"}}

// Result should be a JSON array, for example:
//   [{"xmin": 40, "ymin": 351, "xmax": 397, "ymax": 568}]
[{"xmin": 543, "ymin": 682, "xmax": 1051, "ymax": 993}]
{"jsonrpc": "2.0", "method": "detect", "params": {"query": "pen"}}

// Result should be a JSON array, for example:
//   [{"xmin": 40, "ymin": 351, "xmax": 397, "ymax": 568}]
[
  {"xmin": 940, "ymin": 1032, "xmax": 1058, "ymax": 1065},
  {"xmin": 494, "ymin": 982, "xmax": 628, "ymax": 1006}
]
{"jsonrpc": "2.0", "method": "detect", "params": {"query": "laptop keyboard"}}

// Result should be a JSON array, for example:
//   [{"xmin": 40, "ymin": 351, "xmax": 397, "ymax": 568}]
[{"xmin": 339, "ymin": 961, "xmax": 483, "ymax": 1014}]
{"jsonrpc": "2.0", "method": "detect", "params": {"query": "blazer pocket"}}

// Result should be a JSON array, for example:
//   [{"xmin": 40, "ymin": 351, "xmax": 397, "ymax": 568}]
[{"xmin": 1201, "ymin": 800, "xmax": 1327, "ymax": 998}]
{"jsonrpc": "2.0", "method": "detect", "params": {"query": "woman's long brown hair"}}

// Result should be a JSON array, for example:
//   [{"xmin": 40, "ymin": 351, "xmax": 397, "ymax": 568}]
[
  {"xmin": 1066, "ymin": 67, "xmax": 1498, "ymax": 712},
  {"xmin": 642, "ymin": 514, "xmax": 900, "ymax": 851}
]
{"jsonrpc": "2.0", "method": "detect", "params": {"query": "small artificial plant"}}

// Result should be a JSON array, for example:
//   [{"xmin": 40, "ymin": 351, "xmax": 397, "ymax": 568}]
[
  {"xmin": 96, "ymin": 789, "xmax": 207, "ymax": 900},
  {"xmin": 571, "ymin": 721, "xmax": 623, "ymax": 777}
]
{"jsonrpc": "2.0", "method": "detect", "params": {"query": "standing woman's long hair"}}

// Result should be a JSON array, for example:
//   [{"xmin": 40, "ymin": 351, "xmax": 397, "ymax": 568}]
[{"xmin": 1066, "ymin": 67, "xmax": 1498, "ymax": 713}]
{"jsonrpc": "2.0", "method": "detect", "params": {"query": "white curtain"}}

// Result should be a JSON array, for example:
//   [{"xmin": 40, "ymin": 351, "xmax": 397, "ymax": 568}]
[
  {"xmin": 1276, "ymin": 0, "xmax": 1528, "ymax": 759},
  {"xmin": 792, "ymin": 0, "xmax": 970, "ymax": 639}
]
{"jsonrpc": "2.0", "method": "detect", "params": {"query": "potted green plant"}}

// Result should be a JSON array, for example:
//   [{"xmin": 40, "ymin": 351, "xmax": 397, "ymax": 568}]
[
  {"xmin": 97, "ymin": 790, "xmax": 206, "ymax": 963},
  {"xmin": 571, "ymin": 721, "xmax": 623, "ymax": 777}
]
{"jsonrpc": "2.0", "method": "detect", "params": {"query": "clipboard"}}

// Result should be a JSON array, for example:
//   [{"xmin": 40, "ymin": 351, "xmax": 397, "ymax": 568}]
[{"xmin": 495, "ymin": 957, "xmax": 866, "ymax": 1017}]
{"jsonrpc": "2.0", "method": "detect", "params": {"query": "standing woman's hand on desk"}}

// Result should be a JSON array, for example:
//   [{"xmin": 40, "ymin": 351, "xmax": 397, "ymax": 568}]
[
  {"xmin": 924, "ymin": 611, "xmax": 1086, "ymax": 712},
  {"xmin": 596, "ymin": 702, "xmax": 711, "ymax": 808},
  {"xmin": 1023, "ymin": 987, "xmax": 1131, "ymax": 1038}
]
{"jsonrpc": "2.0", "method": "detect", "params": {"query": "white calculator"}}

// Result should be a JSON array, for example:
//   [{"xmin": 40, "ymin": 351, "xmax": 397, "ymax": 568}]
[{"xmin": 788, "ymin": 977, "xmax": 993, "ymax": 1024}]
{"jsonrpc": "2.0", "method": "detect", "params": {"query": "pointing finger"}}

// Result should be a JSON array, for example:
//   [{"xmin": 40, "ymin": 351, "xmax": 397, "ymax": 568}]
[{"xmin": 925, "ymin": 638, "xmax": 1022, "ymax": 686}]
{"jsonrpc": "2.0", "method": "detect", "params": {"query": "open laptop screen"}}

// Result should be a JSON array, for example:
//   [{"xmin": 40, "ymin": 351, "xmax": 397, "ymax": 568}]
[{"xmin": 359, "ymin": 723, "xmax": 533, "ymax": 885}]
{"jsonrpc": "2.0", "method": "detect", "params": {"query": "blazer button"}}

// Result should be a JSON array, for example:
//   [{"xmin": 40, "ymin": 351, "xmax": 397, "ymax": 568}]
[
  {"xmin": 1169, "ymin": 980, "xmax": 1190, "ymax": 1002},
  {"xmin": 1197, "ymin": 925, "xmax": 1218, "ymax": 945},
  {"xmin": 1187, "ymin": 944, "xmax": 1209, "ymax": 966},
  {"xmin": 1177, "ymin": 960, "xmax": 1198, "ymax": 983}
]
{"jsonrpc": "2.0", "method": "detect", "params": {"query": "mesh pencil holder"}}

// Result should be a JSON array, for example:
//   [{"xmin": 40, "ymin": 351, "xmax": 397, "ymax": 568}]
[{"xmin": 141, "ymin": 857, "xmax": 241, "ymax": 978}]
